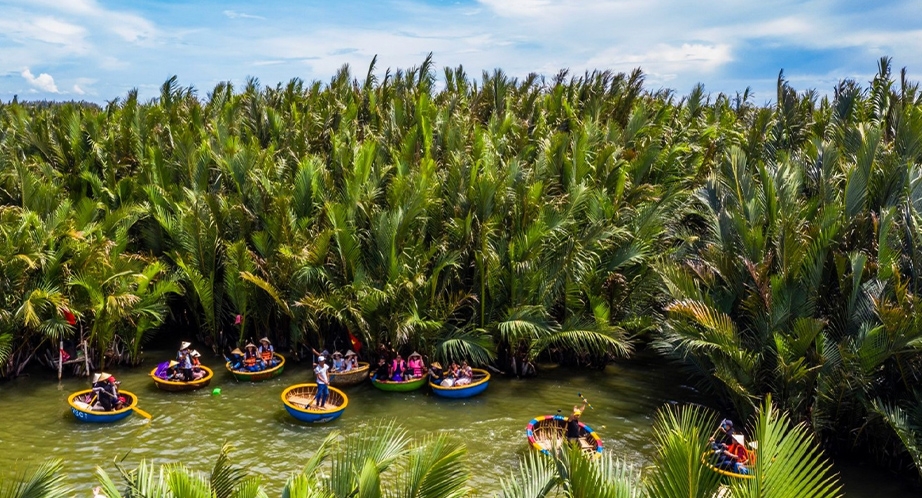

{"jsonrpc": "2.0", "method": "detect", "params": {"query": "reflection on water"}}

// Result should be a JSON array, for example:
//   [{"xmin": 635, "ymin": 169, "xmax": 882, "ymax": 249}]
[{"xmin": 0, "ymin": 352, "xmax": 913, "ymax": 496}]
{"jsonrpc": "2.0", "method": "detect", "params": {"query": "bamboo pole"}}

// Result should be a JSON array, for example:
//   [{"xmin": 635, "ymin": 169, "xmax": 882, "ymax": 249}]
[
  {"xmin": 58, "ymin": 340, "xmax": 63, "ymax": 380},
  {"xmin": 83, "ymin": 339, "xmax": 89, "ymax": 377}
]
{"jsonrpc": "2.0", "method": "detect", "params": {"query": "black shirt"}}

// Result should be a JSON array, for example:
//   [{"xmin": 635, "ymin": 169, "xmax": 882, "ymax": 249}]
[{"xmin": 567, "ymin": 418, "xmax": 582, "ymax": 439}]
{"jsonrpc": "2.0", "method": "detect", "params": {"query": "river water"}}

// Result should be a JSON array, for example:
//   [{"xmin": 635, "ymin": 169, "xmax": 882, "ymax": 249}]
[{"xmin": 0, "ymin": 351, "xmax": 914, "ymax": 496}]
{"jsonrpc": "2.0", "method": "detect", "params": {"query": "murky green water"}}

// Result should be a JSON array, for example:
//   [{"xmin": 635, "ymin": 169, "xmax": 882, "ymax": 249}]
[{"xmin": 0, "ymin": 351, "xmax": 913, "ymax": 496}]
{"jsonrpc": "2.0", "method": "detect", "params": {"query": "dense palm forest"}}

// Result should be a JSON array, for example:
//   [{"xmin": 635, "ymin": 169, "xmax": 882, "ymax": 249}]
[{"xmin": 2, "ymin": 55, "xmax": 922, "ymax": 479}]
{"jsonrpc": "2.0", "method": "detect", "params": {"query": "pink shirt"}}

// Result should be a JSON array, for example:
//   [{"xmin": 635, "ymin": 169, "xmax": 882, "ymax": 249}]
[{"xmin": 407, "ymin": 358, "xmax": 424, "ymax": 376}]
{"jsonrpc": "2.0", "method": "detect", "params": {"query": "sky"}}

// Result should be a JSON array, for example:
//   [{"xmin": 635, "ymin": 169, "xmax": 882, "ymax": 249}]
[{"xmin": 1, "ymin": 0, "xmax": 920, "ymax": 104}]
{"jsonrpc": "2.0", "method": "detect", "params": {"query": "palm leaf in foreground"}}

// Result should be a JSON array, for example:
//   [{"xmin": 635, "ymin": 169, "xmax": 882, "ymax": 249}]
[{"xmin": 0, "ymin": 459, "xmax": 71, "ymax": 498}]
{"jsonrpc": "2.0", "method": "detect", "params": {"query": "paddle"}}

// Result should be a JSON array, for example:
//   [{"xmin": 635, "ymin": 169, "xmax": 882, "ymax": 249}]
[
  {"xmin": 577, "ymin": 392, "xmax": 594, "ymax": 410},
  {"xmin": 133, "ymin": 406, "xmax": 153, "ymax": 421}
]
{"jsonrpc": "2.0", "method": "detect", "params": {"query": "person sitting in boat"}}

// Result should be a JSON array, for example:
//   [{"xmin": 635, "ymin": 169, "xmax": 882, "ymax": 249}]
[
  {"xmin": 331, "ymin": 351, "xmax": 345, "ymax": 372},
  {"xmin": 405, "ymin": 352, "xmax": 425, "ymax": 379},
  {"xmin": 429, "ymin": 362, "xmax": 444, "ymax": 384},
  {"xmin": 373, "ymin": 357, "xmax": 390, "ymax": 381},
  {"xmin": 166, "ymin": 360, "xmax": 184, "ymax": 381},
  {"xmin": 441, "ymin": 361, "xmax": 460, "ymax": 387},
  {"xmin": 454, "ymin": 360, "xmax": 474, "ymax": 386},
  {"xmin": 258, "ymin": 338, "xmax": 277, "ymax": 367},
  {"xmin": 243, "ymin": 343, "xmax": 263, "ymax": 371},
  {"xmin": 189, "ymin": 350, "xmax": 208, "ymax": 380},
  {"xmin": 716, "ymin": 434, "xmax": 750, "ymax": 475},
  {"xmin": 567, "ymin": 402, "xmax": 589, "ymax": 446},
  {"xmin": 313, "ymin": 356, "xmax": 330, "ymax": 408},
  {"xmin": 177, "ymin": 341, "xmax": 194, "ymax": 381},
  {"xmin": 343, "ymin": 350, "xmax": 358, "ymax": 371},
  {"xmin": 390, "ymin": 353, "xmax": 406, "ymax": 381},
  {"xmin": 92, "ymin": 372, "xmax": 122, "ymax": 411},
  {"xmin": 228, "ymin": 348, "xmax": 245, "ymax": 369}
]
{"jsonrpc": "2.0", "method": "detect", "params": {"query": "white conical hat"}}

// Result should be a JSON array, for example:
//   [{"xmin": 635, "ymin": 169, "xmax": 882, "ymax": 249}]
[
  {"xmin": 92, "ymin": 373, "xmax": 101, "ymax": 383},
  {"xmin": 732, "ymin": 434, "xmax": 745, "ymax": 445},
  {"xmin": 181, "ymin": 341, "xmax": 191, "ymax": 349}
]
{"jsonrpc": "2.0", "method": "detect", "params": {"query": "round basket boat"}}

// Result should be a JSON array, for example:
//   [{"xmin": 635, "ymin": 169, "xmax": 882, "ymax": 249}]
[
  {"xmin": 700, "ymin": 449, "xmax": 756, "ymax": 479},
  {"xmin": 370, "ymin": 373, "xmax": 429, "ymax": 392},
  {"xmin": 430, "ymin": 369, "xmax": 490, "ymax": 398},
  {"xmin": 323, "ymin": 362, "xmax": 370, "ymax": 388},
  {"xmin": 281, "ymin": 383, "xmax": 348, "ymax": 423},
  {"xmin": 68, "ymin": 389, "xmax": 139, "ymax": 423},
  {"xmin": 226, "ymin": 353, "xmax": 285, "ymax": 382},
  {"xmin": 150, "ymin": 365, "xmax": 214, "ymax": 391},
  {"xmin": 526, "ymin": 414, "xmax": 603, "ymax": 457}
]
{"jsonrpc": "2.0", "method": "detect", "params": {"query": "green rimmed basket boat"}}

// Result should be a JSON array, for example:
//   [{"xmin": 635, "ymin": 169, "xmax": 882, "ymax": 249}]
[
  {"xmin": 225, "ymin": 353, "xmax": 285, "ymax": 382},
  {"xmin": 370, "ymin": 373, "xmax": 429, "ymax": 392}
]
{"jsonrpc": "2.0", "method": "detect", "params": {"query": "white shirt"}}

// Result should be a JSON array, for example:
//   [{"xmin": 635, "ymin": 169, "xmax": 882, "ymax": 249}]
[{"xmin": 315, "ymin": 364, "xmax": 330, "ymax": 385}]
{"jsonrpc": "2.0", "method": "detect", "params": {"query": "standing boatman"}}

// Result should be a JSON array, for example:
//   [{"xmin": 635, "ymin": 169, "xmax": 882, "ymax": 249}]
[
  {"xmin": 177, "ymin": 341, "xmax": 193, "ymax": 381},
  {"xmin": 566, "ymin": 400, "xmax": 589, "ymax": 447},
  {"xmin": 313, "ymin": 356, "xmax": 330, "ymax": 408}
]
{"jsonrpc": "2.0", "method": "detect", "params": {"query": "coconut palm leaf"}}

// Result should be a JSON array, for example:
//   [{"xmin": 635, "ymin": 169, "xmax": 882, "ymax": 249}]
[
  {"xmin": 0, "ymin": 459, "xmax": 71, "ymax": 498},
  {"xmin": 389, "ymin": 435, "xmax": 470, "ymax": 498}
]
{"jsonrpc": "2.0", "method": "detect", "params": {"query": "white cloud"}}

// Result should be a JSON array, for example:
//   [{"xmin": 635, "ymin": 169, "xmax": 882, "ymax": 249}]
[
  {"xmin": 224, "ymin": 10, "xmax": 266, "ymax": 20},
  {"xmin": 21, "ymin": 68, "xmax": 59, "ymax": 93},
  {"xmin": 72, "ymin": 84, "xmax": 85, "ymax": 95}
]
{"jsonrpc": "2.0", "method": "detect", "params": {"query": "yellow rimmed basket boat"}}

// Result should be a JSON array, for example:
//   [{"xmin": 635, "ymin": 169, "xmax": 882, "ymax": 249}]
[
  {"xmin": 226, "ymin": 353, "xmax": 285, "ymax": 382},
  {"xmin": 68, "ymin": 389, "xmax": 139, "ymax": 423},
  {"xmin": 700, "ymin": 448, "xmax": 756, "ymax": 479},
  {"xmin": 150, "ymin": 365, "xmax": 214, "ymax": 391},
  {"xmin": 281, "ymin": 383, "xmax": 348, "ymax": 423},
  {"xmin": 323, "ymin": 362, "xmax": 370, "ymax": 388}
]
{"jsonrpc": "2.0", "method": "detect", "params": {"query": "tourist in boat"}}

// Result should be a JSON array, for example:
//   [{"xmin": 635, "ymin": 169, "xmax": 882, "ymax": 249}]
[
  {"xmin": 243, "ymin": 343, "xmax": 261, "ymax": 371},
  {"xmin": 166, "ymin": 360, "xmax": 184, "ymax": 381},
  {"xmin": 373, "ymin": 357, "xmax": 389, "ymax": 381},
  {"xmin": 429, "ymin": 362, "xmax": 444, "ymax": 384},
  {"xmin": 92, "ymin": 372, "xmax": 121, "ymax": 411},
  {"xmin": 313, "ymin": 356, "xmax": 330, "ymax": 408},
  {"xmin": 716, "ymin": 434, "xmax": 750, "ymax": 474},
  {"xmin": 390, "ymin": 353, "xmax": 406, "ymax": 381},
  {"xmin": 343, "ymin": 350, "xmax": 358, "ymax": 371},
  {"xmin": 177, "ymin": 341, "xmax": 194, "ymax": 381},
  {"xmin": 190, "ymin": 350, "xmax": 208, "ymax": 380},
  {"xmin": 454, "ymin": 360, "xmax": 473, "ymax": 386},
  {"xmin": 258, "ymin": 338, "xmax": 277, "ymax": 367},
  {"xmin": 567, "ymin": 401, "xmax": 589, "ymax": 446},
  {"xmin": 331, "ymin": 351, "xmax": 345, "ymax": 372},
  {"xmin": 406, "ymin": 352, "xmax": 425, "ymax": 379}
]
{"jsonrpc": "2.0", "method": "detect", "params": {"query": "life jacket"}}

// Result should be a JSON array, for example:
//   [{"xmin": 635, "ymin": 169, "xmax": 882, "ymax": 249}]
[
  {"xmin": 391, "ymin": 359, "xmax": 405, "ymax": 374},
  {"xmin": 728, "ymin": 443, "xmax": 749, "ymax": 464},
  {"xmin": 244, "ymin": 351, "xmax": 258, "ymax": 366},
  {"xmin": 259, "ymin": 346, "xmax": 273, "ymax": 362}
]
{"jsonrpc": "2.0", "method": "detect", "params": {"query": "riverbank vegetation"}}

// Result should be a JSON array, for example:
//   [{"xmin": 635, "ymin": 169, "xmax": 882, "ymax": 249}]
[
  {"xmin": 0, "ymin": 400, "xmax": 842, "ymax": 497},
  {"xmin": 1, "ymin": 56, "xmax": 922, "ymax": 478}
]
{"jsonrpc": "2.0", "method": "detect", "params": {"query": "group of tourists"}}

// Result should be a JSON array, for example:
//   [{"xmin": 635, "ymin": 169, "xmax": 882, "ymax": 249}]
[
  {"xmin": 709, "ymin": 418, "xmax": 754, "ymax": 475},
  {"xmin": 228, "ymin": 338, "xmax": 279, "ymax": 372},
  {"xmin": 90, "ymin": 372, "xmax": 124, "ymax": 411},
  {"xmin": 428, "ymin": 360, "xmax": 475, "ymax": 387},
  {"xmin": 311, "ymin": 348, "xmax": 359, "ymax": 372},
  {"xmin": 372, "ymin": 351, "xmax": 426, "ymax": 382}
]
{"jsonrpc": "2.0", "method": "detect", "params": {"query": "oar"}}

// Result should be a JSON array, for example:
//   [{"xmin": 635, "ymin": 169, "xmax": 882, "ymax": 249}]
[
  {"xmin": 577, "ymin": 392, "xmax": 594, "ymax": 410},
  {"xmin": 133, "ymin": 406, "xmax": 153, "ymax": 421}
]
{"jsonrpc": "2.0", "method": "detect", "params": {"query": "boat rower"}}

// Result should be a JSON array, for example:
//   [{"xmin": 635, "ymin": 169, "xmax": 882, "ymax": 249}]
[{"xmin": 567, "ymin": 402, "xmax": 589, "ymax": 445}]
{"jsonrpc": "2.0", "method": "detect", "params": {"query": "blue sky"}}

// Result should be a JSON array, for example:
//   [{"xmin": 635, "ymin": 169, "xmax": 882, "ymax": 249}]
[{"xmin": 2, "ymin": 0, "xmax": 920, "ymax": 104}]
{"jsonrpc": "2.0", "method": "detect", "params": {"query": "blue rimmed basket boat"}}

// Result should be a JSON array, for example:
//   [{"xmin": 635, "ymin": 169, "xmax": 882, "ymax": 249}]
[
  {"xmin": 68, "ymin": 389, "xmax": 139, "ymax": 423},
  {"xmin": 281, "ymin": 383, "xmax": 348, "ymax": 423},
  {"xmin": 525, "ymin": 414, "xmax": 603, "ymax": 457},
  {"xmin": 429, "ymin": 368, "xmax": 490, "ymax": 398}
]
